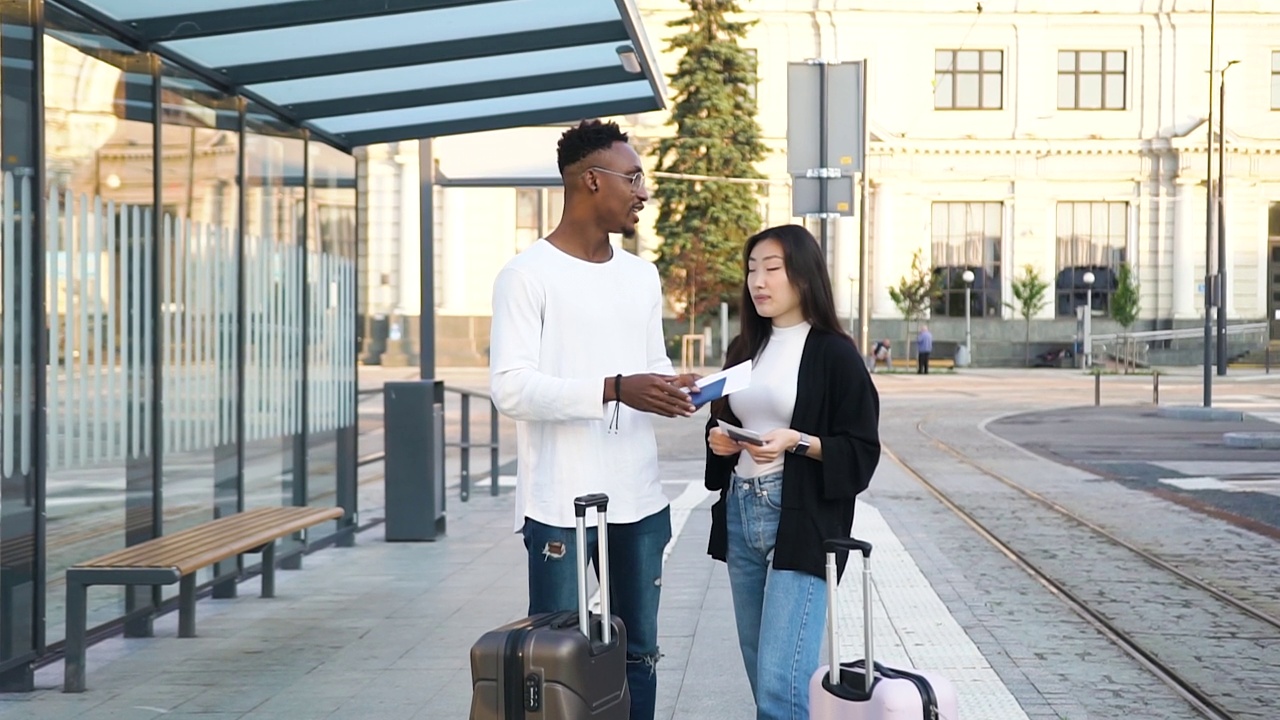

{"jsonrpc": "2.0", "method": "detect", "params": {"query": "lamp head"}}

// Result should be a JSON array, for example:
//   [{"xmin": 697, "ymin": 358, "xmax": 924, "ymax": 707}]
[
  {"xmin": 961, "ymin": 269, "xmax": 975, "ymax": 284},
  {"xmin": 1083, "ymin": 271, "xmax": 1096, "ymax": 286}
]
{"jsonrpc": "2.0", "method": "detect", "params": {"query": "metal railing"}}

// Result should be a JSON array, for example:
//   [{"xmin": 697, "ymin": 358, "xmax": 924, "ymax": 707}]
[
  {"xmin": 356, "ymin": 384, "xmax": 501, "ymax": 502},
  {"xmin": 1090, "ymin": 322, "xmax": 1269, "ymax": 370},
  {"xmin": 446, "ymin": 387, "xmax": 500, "ymax": 502}
]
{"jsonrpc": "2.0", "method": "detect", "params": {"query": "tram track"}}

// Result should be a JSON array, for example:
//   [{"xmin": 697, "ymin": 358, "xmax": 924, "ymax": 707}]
[{"xmin": 887, "ymin": 416, "xmax": 1280, "ymax": 720}]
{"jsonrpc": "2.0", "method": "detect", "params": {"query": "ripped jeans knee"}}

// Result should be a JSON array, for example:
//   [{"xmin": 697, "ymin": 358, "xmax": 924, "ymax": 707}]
[{"xmin": 627, "ymin": 649, "xmax": 663, "ymax": 677}]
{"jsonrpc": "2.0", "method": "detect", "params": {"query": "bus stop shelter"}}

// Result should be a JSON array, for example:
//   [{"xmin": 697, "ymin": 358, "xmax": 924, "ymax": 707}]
[{"xmin": 1, "ymin": 0, "xmax": 665, "ymax": 691}]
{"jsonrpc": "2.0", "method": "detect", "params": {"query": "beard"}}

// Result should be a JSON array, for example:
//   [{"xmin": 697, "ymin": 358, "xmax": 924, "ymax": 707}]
[{"xmin": 621, "ymin": 227, "xmax": 637, "ymax": 240}]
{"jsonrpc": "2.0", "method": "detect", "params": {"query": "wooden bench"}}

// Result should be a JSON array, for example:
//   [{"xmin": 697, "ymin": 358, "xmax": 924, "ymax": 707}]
[{"xmin": 63, "ymin": 506, "xmax": 343, "ymax": 693}]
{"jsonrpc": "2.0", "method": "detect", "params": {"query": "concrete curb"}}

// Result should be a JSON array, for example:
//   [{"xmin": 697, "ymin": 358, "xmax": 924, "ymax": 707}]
[
  {"xmin": 1222, "ymin": 432, "xmax": 1280, "ymax": 449},
  {"xmin": 1155, "ymin": 405, "xmax": 1245, "ymax": 422}
]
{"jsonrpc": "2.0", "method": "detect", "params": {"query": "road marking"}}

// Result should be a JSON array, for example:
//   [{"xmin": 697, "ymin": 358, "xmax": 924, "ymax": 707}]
[{"xmin": 589, "ymin": 479, "xmax": 711, "ymax": 612}]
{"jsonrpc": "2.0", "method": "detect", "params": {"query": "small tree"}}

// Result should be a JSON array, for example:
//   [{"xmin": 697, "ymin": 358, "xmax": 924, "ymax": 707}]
[
  {"xmin": 1006, "ymin": 264, "xmax": 1051, "ymax": 367},
  {"xmin": 1110, "ymin": 263, "xmax": 1140, "ymax": 330},
  {"xmin": 887, "ymin": 249, "xmax": 942, "ymax": 359},
  {"xmin": 1110, "ymin": 263, "xmax": 1141, "ymax": 372}
]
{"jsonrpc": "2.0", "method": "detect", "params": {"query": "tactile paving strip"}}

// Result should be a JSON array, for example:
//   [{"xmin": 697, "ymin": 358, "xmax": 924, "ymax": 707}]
[{"xmin": 830, "ymin": 503, "xmax": 1031, "ymax": 720}]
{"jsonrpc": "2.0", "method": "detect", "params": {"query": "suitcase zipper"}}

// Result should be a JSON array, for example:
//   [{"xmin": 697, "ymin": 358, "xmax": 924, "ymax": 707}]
[
  {"xmin": 502, "ymin": 614, "xmax": 560, "ymax": 719},
  {"xmin": 503, "ymin": 628, "xmax": 527, "ymax": 720}
]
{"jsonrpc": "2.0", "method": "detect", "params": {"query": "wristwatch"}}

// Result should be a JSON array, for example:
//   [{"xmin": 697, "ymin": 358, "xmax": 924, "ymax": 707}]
[{"xmin": 789, "ymin": 432, "xmax": 811, "ymax": 457}]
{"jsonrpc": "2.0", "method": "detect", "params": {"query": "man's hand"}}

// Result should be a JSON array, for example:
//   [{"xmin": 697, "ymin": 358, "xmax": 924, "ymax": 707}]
[
  {"xmin": 609, "ymin": 374, "xmax": 697, "ymax": 417},
  {"xmin": 707, "ymin": 427, "xmax": 741, "ymax": 457},
  {"xmin": 741, "ymin": 428, "xmax": 801, "ymax": 465}
]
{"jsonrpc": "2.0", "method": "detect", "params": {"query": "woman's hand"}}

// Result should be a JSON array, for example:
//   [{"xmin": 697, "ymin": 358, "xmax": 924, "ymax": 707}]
[
  {"xmin": 741, "ymin": 428, "xmax": 802, "ymax": 465},
  {"xmin": 707, "ymin": 427, "xmax": 743, "ymax": 457}
]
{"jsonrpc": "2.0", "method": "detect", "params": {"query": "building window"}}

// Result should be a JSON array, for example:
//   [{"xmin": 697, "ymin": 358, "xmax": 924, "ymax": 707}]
[
  {"xmin": 1058, "ymin": 51, "xmax": 1126, "ymax": 110},
  {"xmin": 1272, "ymin": 51, "xmax": 1280, "ymax": 110},
  {"xmin": 930, "ymin": 202, "xmax": 1003, "ymax": 318},
  {"xmin": 546, "ymin": 188, "xmax": 565, "ymax": 229},
  {"xmin": 934, "ymin": 50, "xmax": 1003, "ymax": 110},
  {"xmin": 515, "ymin": 187, "xmax": 540, "ymax": 253},
  {"xmin": 1055, "ymin": 202, "xmax": 1128, "ymax": 316}
]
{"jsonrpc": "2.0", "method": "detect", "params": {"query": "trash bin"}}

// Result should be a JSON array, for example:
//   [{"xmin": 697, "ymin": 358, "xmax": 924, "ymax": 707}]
[{"xmin": 384, "ymin": 380, "xmax": 447, "ymax": 541}]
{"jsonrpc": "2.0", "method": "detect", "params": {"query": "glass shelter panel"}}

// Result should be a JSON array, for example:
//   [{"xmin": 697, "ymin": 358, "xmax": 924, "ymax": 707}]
[
  {"xmin": 0, "ymin": 0, "xmax": 42, "ymax": 686},
  {"xmin": 306, "ymin": 141, "xmax": 356, "ymax": 539},
  {"xmin": 157, "ymin": 63, "xmax": 240, "ymax": 596},
  {"xmin": 41, "ymin": 5, "xmax": 156, "ymax": 645},
  {"xmin": 242, "ymin": 107, "xmax": 303, "ymax": 515}
]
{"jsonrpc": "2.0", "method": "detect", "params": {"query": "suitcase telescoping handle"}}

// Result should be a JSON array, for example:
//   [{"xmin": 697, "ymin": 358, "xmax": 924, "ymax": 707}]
[
  {"xmin": 573, "ymin": 494, "xmax": 612, "ymax": 645},
  {"xmin": 823, "ymin": 538, "xmax": 874, "ymax": 692}
]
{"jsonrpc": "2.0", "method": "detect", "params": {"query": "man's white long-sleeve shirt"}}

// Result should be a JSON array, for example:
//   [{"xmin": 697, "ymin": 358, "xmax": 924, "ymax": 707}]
[{"xmin": 490, "ymin": 239, "xmax": 674, "ymax": 531}]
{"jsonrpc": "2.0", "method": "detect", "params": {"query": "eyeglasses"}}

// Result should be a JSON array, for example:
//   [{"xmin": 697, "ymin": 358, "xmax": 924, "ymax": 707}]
[{"xmin": 587, "ymin": 166, "xmax": 646, "ymax": 192}]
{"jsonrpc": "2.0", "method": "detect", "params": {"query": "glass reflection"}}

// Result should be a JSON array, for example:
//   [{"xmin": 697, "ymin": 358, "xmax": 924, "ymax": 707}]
[
  {"xmin": 0, "ymin": 0, "xmax": 41, "ymax": 681},
  {"xmin": 157, "ymin": 63, "xmax": 240, "ymax": 596},
  {"xmin": 42, "ymin": 6, "xmax": 155, "ymax": 644},
  {"xmin": 307, "ymin": 141, "xmax": 357, "ymax": 538},
  {"xmin": 242, "ymin": 105, "xmax": 303, "ymax": 514}
]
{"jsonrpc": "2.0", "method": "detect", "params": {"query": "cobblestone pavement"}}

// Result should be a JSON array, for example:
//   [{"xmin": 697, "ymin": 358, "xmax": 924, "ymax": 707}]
[{"xmin": 870, "ymin": 369, "xmax": 1280, "ymax": 719}]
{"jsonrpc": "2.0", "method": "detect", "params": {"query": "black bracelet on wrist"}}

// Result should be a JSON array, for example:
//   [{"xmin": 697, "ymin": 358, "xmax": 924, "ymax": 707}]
[{"xmin": 608, "ymin": 374, "xmax": 623, "ymax": 433}]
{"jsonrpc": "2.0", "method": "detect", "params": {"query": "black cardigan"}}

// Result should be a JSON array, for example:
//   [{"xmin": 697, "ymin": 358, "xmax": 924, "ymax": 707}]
[{"xmin": 704, "ymin": 330, "xmax": 881, "ymax": 581}]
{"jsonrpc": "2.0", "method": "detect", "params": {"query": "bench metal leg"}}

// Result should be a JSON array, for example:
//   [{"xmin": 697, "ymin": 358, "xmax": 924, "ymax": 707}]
[
  {"xmin": 178, "ymin": 575, "xmax": 197, "ymax": 638},
  {"xmin": 261, "ymin": 541, "xmax": 275, "ymax": 599},
  {"xmin": 0, "ymin": 660, "xmax": 33, "ymax": 693},
  {"xmin": 123, "ymin": 585, "xmax": 154, "ymax": 638},
  {"xmin": 211, "ymin": 560, "xmax": 238, "ymax": 599},
  {"xmin": 63, "ymin": 577, "xmax": 89, "ymax": 693}
]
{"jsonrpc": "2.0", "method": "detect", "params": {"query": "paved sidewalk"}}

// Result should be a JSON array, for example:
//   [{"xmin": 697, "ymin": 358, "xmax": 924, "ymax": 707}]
[
  {"xmin": 4, "ymin": 410, "xmax": 1031, "ymax": 720},
  {"xmin": 13, "ymin": 367, "xmax": 1280, "ymax": 719}
]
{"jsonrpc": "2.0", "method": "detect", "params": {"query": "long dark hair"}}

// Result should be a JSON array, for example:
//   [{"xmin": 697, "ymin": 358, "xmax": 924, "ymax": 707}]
[{"xmin": 724, "ymin": 224, "xmax": 854, "ymax": 368}]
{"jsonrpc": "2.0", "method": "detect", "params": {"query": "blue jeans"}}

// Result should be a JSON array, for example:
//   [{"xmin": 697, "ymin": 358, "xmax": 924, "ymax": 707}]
[
  {"xmin": 523, "ymin": 506, "xmax": 671, "ymax": 720},
  {"xmin": 726, "ymin": 472, "xmax": 828, "ymax": 720}
]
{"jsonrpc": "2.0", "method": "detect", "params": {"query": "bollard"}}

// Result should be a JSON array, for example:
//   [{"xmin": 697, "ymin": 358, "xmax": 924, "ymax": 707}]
[
  {"xmin": 1094, "ymin": 372, "xmax": 1101, "ymax": 407},
  {"xmin": 1267, "ymin": 346, "xmax": 1271, "ymax": 375},
  {"xmin": 1152, "ymin": 372, "xmax": 1159, "ymax": 405}
]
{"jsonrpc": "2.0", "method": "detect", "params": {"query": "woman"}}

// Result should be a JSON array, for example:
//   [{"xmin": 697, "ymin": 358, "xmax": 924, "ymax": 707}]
[{"xmin": 704, "ymin": 224, "xmax": 881, "ymax": 720}]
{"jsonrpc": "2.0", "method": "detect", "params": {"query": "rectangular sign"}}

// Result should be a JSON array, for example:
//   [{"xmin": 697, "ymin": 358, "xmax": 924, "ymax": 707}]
[
  {"xmin": 786, "ymin": 61, "xmax": 865, "ymax": 177},
  {"xmin": 791, "ymin": 176, "xmax": 855, "ymax": 217}
]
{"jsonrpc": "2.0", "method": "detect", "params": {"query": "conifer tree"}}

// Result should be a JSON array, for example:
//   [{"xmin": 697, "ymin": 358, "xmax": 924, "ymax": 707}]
[{"xmin": 652, "ymin": 0, "xmax": 766, "ymax": 323}]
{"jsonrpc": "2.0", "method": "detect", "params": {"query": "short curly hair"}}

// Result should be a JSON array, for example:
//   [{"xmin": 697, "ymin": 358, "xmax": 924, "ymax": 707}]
[{"xmin": 556, "ymin": 119, "xmax": 629, "ymax": 174}]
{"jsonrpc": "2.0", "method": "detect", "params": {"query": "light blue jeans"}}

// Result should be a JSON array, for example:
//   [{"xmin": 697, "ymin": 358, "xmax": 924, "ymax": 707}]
[{"xmin": 726, "ymin": 472, "xmax": 828, "ymax": 720}]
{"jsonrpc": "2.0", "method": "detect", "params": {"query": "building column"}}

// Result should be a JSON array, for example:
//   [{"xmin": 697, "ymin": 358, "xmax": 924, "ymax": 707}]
[
  {"xmin": 1172, "ymin": 179, "xmax": 1198, "ymax": 320},
  {"xmin": 873, "ymin": 180, "xmax": 895, "ymax": 318},
  {"xmin": 396, "ymin": 141, "xmax": 421, "ymax": 317},
  {"xmin": 443, "ymin": 187, "xmax": 469, "ymax": 312}
]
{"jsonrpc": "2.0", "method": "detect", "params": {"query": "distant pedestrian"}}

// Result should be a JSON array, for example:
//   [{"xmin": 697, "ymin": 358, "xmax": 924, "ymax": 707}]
[
  {"xmin": 870, "ymin": 338, "xmax": 892, "ymax": 372},
  {"xmin": 917, "ymin": 324, "xmax": 933, "ymax": 374},
  {"xmin": 704, "ymin": 224, "xmax": 881, "ymax": 720}
]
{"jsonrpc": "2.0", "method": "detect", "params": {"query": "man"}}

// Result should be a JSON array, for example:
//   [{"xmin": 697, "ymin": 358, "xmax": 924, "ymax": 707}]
[
  {"xmin": 489, "ymin": 119, "xmax": 698, "ymax": 720},
  {"xmin": 870, "ymin": 338, "xmax": 892, "ymax": 372},
  {"xmin": 917, "ymin": 324, "xmax": 933, "ymax": 374}
]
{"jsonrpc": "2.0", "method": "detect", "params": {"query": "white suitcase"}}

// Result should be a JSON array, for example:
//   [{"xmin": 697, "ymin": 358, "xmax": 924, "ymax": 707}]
[{"xmin": 809, "ymin": 538, "xmax": 959, "ymax": 720}]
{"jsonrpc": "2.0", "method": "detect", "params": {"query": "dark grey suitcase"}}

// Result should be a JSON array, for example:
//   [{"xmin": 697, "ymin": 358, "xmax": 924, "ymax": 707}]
[{"xmin": 469, "ymin": 493, "xmax": 629, "ymax": 719}]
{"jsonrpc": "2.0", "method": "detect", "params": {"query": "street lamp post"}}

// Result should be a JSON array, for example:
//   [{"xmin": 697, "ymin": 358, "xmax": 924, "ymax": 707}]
[
  {"xmin": 1203, "ymin": 0, "xmax": 1217, "ymax": 407},
  {"xmin": 1083, "ymin": 271, "xmax": 1096, "ymax": 368},
  {"xmin": 848, "ymin": 275, "xmax": 857, "ymax": 337},
  {"xmin": 962, "ymin": 269, "xmax": 975, "ymax": 364},
  {"xmin": 1216, "ymin": 59, "xmax": 1239, "ymax": 377}
]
